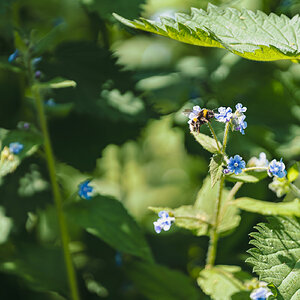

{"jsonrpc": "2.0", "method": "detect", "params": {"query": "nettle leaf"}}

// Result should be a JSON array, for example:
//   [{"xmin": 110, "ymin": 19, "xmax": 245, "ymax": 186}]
[
  {"xmin": 149, "ymin": 205, "xmax": 211, "ymax": 235},
  {"xmin": 209, "ymin": 154, "xmax": 224, "ymax": 187},
  {"xmin": 126, "ymin": 261, "xmax": 199, "ymax": 300},
  {"xmin": 66, "ymin": 195, "xmax": 153, "ymax": 262},
  {"xmin": 197, "ymin": 265, "xmax": 251, "ymax": 300},
  {"xmin": 114, "ymin": 4, "xmax": 300, "ymax": 61},
  {"xmin": 233, "ymin": 197, "xmax": 300, "ymax": 217},
  {"xmin": 247, "ymin": 217, "xmax": 300, "ymax": 299},
  {"xmin": 225, "ymin": 170, "xmax": 268, "ymax": 183},
  {"xmin": 191, "ymin": 132, "xmax": 222, "ymax": 153}
]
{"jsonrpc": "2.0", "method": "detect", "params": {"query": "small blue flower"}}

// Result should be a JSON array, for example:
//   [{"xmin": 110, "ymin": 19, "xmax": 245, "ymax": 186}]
[
  {"xmin": 8, "ymin": 49, "xmax": 19, "ymax": 63},
  {"xmin": 227, "ymin": 155, "xmax": 246, "ymax": 175},
  {"xmin": 235, "ymin": 103, "xmax": 247, "ymax": 114},
  {"xmin": 232, "ymin": 114, "xmax": 247, "ymax": 134},
  {"xmin": 268, "ymin": 159, "xmax": 286, "ymax": 178},
  {"xmin": 215, "ymin": 107, "xmax": 233, "ymax": 123},
  {"xmin": 153, "ymin": 211, "xmax": 175, "ymax": 234},
  {"xmin": 45, "ymin": 99, "xmax": 56, "ymax": 106},
  {"xmin": 223, "ymin": 168, "xmax": 230, "ymax": 174},
  {"xmin": 188, "ymin": 105, "xmax": 202, "ymax": 121},
  {"xmin": 250, "ymin": 287, "xmax": 273, "ymax": 300},
  {"xmin": 9, "ymin": 142, "xmax": 24, "ymax": 154},
  {"xmin": 32, "ymin": 57, "xmax": 42, "ymax": 66},
  {"xmin": 78, "ymin": 180, "xmax": 93, "ymax": 200}
]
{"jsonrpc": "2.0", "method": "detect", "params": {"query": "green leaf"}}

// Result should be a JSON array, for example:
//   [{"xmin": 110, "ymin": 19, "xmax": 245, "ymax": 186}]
[
  {"xmin": 287, "ymin": 162, "xmax": 300, "ymax": 182},
  {"xmin": 197, "ymin": 265, "xmax": 251, "ymax": 300},
  {"xmin": 126, "ymin": 261, "xmax": 199, "ymax": 300},
  {"xmin": 209, "ymin": 154, "xmax": 224, "ymax": 187},
  {"xmin": 233, "ymin": 197, "xmax": 300, "ymax": 217},
  {"xmin": 0, "ymin": 243, "xmax": 67, "ymax": 294},
  {"xmin": 149, "ymin": 205, "xmax": 211, "ymax": 235},
  {"xmin": 195, "ymin": 177, "xmax": 240, "ymax": 235},
  {"xmin": 191, "ymin": 131, "xmax": 222, "ymax": 153},
  {"xmin": 66, "ymin": 195, "xmax": 153, "ymax": 262},
  {"xmin": 36, "ymin": 77, "xmax": 77, "ymax": 89},
  {"xmin": 151, "ymin": 177, "xmax": 240, "ymax": 236},
  {"xmin": 114, "ymin": 4, "xmax": 300, "ymax": 61},
  {"xmin": 225, "ymin": 170, "xmax": 268, "ymax": 183},
  {"xmin": 247, "ymin": 216, "xmax": 300, "ymax": 299}
]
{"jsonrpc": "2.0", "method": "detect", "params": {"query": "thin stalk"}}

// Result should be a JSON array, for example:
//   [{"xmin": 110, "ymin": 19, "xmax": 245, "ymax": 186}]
[
  {"xmin": 243, "ymin": 167, "xmax": 268, "ymax": 172},
  {"xmin": 33, "ymin": 87, "xmax": 80, "ymax": 300},
  {"xmin": 207, "ymin": 122, "xmax": 221, "ymax": 153},
  {"xmin": 290, "ymin": 183, "xmax": 300, "ymax": 198},
  {"xmin": 206, "ymin": 175, "xmax": 225, "ymax": 268},
  {"xmin": 222, "ymin": 122, "xmax": 230, "ymax": 154}
]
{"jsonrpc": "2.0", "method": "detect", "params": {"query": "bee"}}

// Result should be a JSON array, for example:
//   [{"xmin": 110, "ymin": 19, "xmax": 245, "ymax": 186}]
[{"xmin": 183, "ymin": 107, "xmax": 215, "ymax": 133}]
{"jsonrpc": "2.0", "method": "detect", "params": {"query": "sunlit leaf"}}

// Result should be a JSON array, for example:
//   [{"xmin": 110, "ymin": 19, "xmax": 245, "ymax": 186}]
[
  {"xmin": 233, "ymin": 197, "xmax": 300, "ymax": 217},
  {"xmin": 197, "ymin": 265, "xmax": 251, "ymax": 300},
  {"xmin": 191, "ymin": 131, "xmax": 222, "ymax": 153},
  {"xmin": 225, "ymin": 170, "xmax": 268, "ymax": 183},
  {"xmin": 114, "ymin": 4, "xmax": 300, "ymax": 61},
  {"xmin": 209, "ymin": 153, "xmax": 224, "ymax": 187},
  {"xmin": 247, "ymin": 216, "xmax": 300, "ymax": 299}
]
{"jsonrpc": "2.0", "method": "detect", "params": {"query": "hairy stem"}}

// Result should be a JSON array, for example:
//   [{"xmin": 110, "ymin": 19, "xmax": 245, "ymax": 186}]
[
  {"xmin": 289, "ymin": 183, "xmax": 300, "ymax": 198},
  {"xmin": 243, "ymin": 167, "xmax": 268, "ymax": 172},
  {"xmin": 33, "ymin": 87, "xmax": 80, "ymax": 300},
  {"xmin": 207, "ymin": 122, "xmax": 221, "ymax": 153},
  {"xmin": 206, "ymin": 175, "xmax": 225, "ymax": 268},
  {"xmin": 222, "ymin": 122, "xmax": 230, "ymax": 154}
]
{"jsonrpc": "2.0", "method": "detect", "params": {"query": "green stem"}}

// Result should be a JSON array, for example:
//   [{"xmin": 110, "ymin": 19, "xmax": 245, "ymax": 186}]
[
  {"xmin": 289, "ymin": 183, "xmax": 300, "ymax": 198},
  {"xmin": 243, "ymin": 167, "xmax": 268, "ymax": 172},
  {"xmin": 207, "ymin": 122, "xmax": 221, "ymax": 153},
  {"xmin": 33, "ymin": 87, "xmax": 80, "ymax": 300},
  {"xmin": 222, "ymin": 122, "xmax": 230, "ymax": 154},
  {"xmin": 206, "ymin": 175, "xmax": 225, "ymax": 268}
]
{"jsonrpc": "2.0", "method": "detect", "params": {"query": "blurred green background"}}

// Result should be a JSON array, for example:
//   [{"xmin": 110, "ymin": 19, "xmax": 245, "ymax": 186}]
[{"xmin": 0, "ymin": 0, "xmax": 299, "ymax": 299}]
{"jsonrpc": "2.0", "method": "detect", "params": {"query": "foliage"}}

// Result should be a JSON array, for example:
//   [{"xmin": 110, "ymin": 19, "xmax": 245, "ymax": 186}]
[{"xmin": 247, "ymin": 217, "xmax": 300, "ymax": 299}]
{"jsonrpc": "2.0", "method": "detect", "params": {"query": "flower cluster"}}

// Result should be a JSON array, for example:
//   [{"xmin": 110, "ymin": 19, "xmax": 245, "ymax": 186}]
[
  {"xmin": 268, "ymin": 177, "xmax": 290, "ymax": 197},
  {"xmin": 78, "ymin": 180, "xmax": 93, "ymax": 200},
  {"xmin": 153, "ymin": 211, "xmax": 175, "ymax": 234},
  {"xmin": 250, "ymin": 287, "xmax": 273, "ymax": 300},
  {"xmin": 9, "ymin": 142, "xmax": 24, "ymax": 154},
  {"xmin": 215, "ymin": 103, "xmax": 247, "ymax": 134}
]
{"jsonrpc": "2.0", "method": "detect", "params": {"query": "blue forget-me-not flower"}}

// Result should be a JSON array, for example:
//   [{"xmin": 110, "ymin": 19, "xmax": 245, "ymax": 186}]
[
  {"xmin": 8, "ymin": 49, "xmax": 19, "ymax": 63},
  {"xmin": 268, "ymin": 159, "xmax": 286, "ymax": 178},
  {"xmin": 78, "ymin": 180, "xmax": 93, "ymax": 200},
  {"xmin": 215, "ymin": 107, "xmax": 233, "ymax": 123},
  {"xmin": 227, "ymin": 155, "xmax": 246, "ymax": 175},
  {"xmin": 9, "ymin": 142, "xmax": 24, "ymax": 154},
  {"xmin": 248, "ymin": 152, "xmax": 269, "ymax": 168},
  {"xmin": 231, "ymin": 103, "xmax": 247, "ymax": 134},
  {"xmin": 153, "ymin": 211, "xmax": 175, "ymax": 234},
  {"xmin": 250, "ymin": 287, "xmax": 273, "ymax": 300},
  {"xmin": 188, "ymin": 105, "xmax": 202, "ymax": 122}
]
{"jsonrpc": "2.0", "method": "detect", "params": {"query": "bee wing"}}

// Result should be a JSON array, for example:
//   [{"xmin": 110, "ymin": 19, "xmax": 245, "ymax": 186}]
[{"xmin": 182, "ymin": 109, "xmax": 192, "ymax": 116}]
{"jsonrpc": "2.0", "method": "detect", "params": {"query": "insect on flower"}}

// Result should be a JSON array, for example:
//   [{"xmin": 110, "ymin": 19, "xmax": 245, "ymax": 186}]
[{"xmin": 183, "ymin": 105, "xmax": 215, "ymax": 133}]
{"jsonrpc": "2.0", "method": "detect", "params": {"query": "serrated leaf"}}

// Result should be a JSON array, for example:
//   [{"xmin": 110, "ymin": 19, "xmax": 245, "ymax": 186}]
[
  {"xmin": 149, "ymin": 205, "xmax": 211, "ymax": 235},
  {"xmin": 287, "ymin": 162, "xmax": 300, "ymax": 182},
  {"xmin": 233, "ymin": 197, "xmax": 300, "ymax": 217},
  {"xmin": 114, "ymin": 4, "xmax": 300, "ymax": 61},
  {"xmin": 66, "ymin": 195, "xmax": 153, "ymax": 262},
  {"xmin": 209, "ymin": 154, "xmax": 224, "ymax": 187},
  {"xmin": 194, "ymin": 176, "xmax": 240, "ymax": 235},
  {"xmin": 197, "ymin": 265, "xmax": 251, "ymax": 300},
  {"xmin": 247, "ymin": 217, "xmax": 300, "ymax": 299},
  {"xmin": 225, "ymin": 170, "xmax": 268, "ymax": 183},
  {"xmin": 126, "ymin": 261, "xmax": 199, "ymax": 300},
  {"xmin": 191, "ymin": 131, "xmax": 222, "ymax": 153}
]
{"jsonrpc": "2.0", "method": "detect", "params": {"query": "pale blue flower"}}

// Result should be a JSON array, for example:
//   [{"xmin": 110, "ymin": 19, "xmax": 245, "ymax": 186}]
[
  {"xmin": 232, "ymin": 114, "xmax": 247, "ymax": 134},
  {"xmin": 188, "ymin": 105, "xmax": 201, "ymax": 122},
  {"xmin": 235, "ymin": 103, "xmax": 247, "ymax": 114},
  {"xmin": 153, "ymin": 211, "xmax": 175, "ymax": 234},
  {"xmin": 78, "ymin": 180, "xmax": 93, "ymax": 200},
  {"xmin": 227, "ymin": 155, "xmax": 246, "ymax": 175},
  {"xmin": 215, "ymin": 107, "xmax": 232, "ymax": 123},
  {"xmin": 249, "ymin": 152, "xmax": 269, "ymax": 168},
  {"xmin": 8, "ymin": 49, "xmax": 19, "ymax": 63},
  {"xmin": 268, "ymin": 159, "xmax": 286, "ymax": 178},
  {"xmin": 9, "ymin": 142, "xmax": 24, "ymax": 154},
  {"xmin": 250, "ymin": 287, "xmax": 273, "ymax": 300}
]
